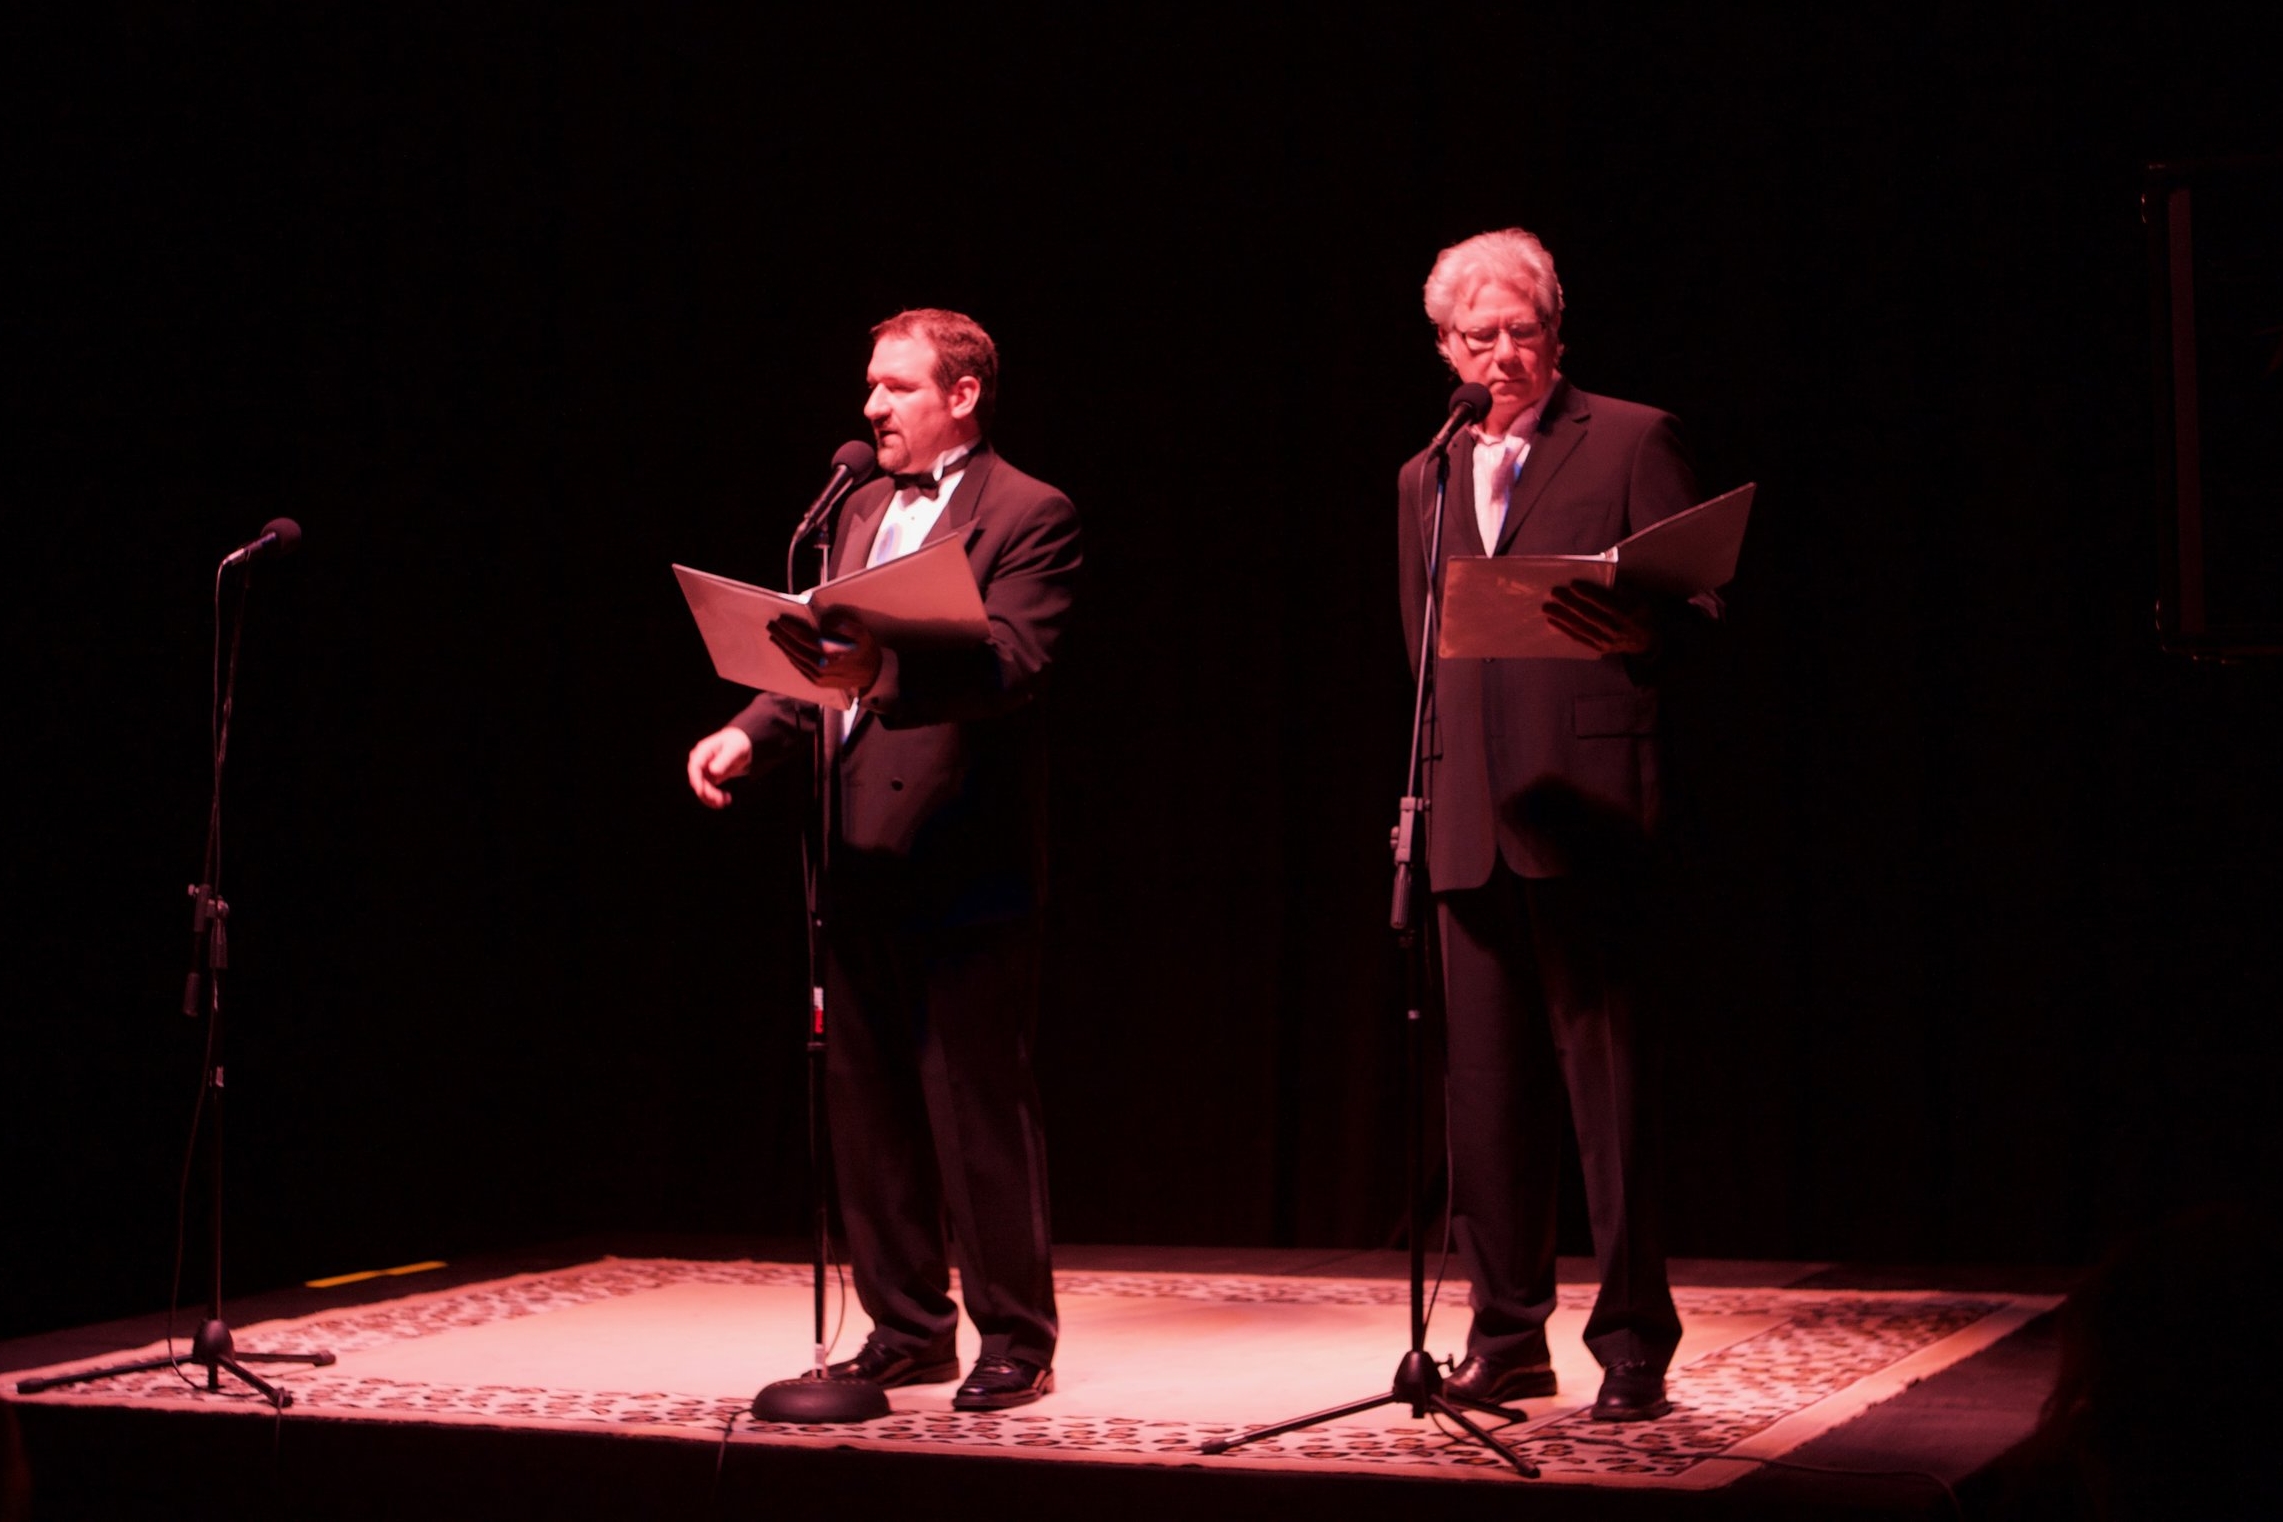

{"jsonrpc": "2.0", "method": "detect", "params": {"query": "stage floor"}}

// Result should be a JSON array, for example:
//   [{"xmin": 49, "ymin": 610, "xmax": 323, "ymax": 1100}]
[{"xmin": 2, "ymin": 1243, "xmax": 2071, "ymax": 1519}]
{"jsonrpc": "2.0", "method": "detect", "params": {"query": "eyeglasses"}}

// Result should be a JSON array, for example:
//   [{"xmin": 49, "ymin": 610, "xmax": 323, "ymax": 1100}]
[{"xmin": 1451, "ymin": 320, "xmax": 1548, "ymax": 355}]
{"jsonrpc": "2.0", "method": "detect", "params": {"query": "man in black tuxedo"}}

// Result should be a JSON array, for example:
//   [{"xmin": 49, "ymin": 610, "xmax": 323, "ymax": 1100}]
[
  {"xmin": 1398, "ymin": 228, "xmax": 1715, "ymax": 1422},
  {"xmin": 687, "ymin": 309, "xmax": 1078, "ymax": 1411}
]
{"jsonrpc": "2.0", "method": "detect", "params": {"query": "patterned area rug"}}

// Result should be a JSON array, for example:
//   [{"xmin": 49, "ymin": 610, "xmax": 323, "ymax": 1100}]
[{"xmin": 6, "ymin": 1259, "xmax": 2056, "ymax": 1490}]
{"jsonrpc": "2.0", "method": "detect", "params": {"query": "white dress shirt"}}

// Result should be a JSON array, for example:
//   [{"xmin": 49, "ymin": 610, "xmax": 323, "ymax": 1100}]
[
  {"xmin": 844, "ymin": 442, "xmax": 975, "ymax": 736},
  {"xmin": 867, "ymin": 443, "xmax": 974, "ymax": 569}
]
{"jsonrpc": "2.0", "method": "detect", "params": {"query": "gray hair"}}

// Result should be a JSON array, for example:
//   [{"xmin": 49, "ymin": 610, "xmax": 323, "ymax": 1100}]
[{"xmin": 1422, "ymin": 227, "xmax": 1565, "ymax": 356}]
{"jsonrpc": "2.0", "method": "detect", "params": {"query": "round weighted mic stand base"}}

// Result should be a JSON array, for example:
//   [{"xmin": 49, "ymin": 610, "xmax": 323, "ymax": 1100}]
[
  {"xmin": 751, "ymin": 1373, "xmax": 890, "ymax": 1423},
  {"xmin": 746, "ymin": 497, "xmax": 891, "ymax": 1433}
]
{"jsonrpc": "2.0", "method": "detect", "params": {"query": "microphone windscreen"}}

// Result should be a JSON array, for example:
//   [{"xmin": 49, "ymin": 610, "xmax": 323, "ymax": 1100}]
[
  {"xmin": 831, "ymin": 439, "xmax": 877, "ymax": 481},
  {"xmin": 262, "ymin": 517, "xmax": 304, "ymax": 556},
  {"xmin": 1448, "ymin": 383, "xmax": 1493, "ymax": 423}
]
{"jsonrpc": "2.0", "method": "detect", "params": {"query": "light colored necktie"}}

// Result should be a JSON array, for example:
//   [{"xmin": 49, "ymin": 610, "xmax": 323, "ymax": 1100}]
[{"xmin": 1479, "ymin": 439, "xmax": 1522, "ymax": 552}]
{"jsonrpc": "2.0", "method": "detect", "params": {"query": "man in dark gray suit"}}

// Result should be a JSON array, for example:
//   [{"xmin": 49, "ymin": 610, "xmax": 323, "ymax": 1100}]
[
  {"xmin": 688, "ymin": 309, "xmax": 1078, "ymax": 1411},
  {"xmin": 1398, "ymin": 229, "xmax": 1715, "ymax": 1422}
]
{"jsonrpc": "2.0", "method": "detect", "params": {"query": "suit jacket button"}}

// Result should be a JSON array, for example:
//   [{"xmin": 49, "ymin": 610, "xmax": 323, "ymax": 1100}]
[{"xmin": 889, "ymin": 778, "xmax": 904, "ymax": 791}]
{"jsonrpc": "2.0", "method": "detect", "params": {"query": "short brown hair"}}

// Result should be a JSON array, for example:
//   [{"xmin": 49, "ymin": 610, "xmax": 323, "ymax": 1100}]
[{"xmin": 870, "ymin": 308, "xmax": 1000, "ymax": 434}]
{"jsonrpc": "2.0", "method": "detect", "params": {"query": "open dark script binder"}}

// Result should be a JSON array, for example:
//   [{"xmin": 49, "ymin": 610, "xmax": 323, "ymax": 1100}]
[
  {"xmin": 1438, "ymin": 483, "xmax": 1755, "ymax": 661},
  {"xmin": 674, "ymin": 537, "xmax": 988, "ymax": 707}
]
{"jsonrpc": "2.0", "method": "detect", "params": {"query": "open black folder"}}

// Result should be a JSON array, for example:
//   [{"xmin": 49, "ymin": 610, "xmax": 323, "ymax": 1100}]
[
  {"xmin": 673, "ymin": 537, "xmax": 988, "ymax": 709},
  {"xmin": 1438, "ymin": 482, "xmax": 1755, "ymax": 661}
]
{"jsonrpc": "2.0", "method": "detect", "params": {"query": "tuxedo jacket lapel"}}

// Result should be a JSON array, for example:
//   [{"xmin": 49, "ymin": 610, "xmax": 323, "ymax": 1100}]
[
  {"xmin": 835, "ymin": 482, "xmax": 894, "ymax": 577},
  {"xmin": 836, "ymin": 440, "xmax": 994, "ymax": 576},
  {"xmin": 1496, "ymin": 380, "xmax": 1588, "ymax": 554},
  {"xmin": 837, "ymin": 445, "xmax": 992, "ymax": 744},
  {"xmin": 925, "ymin": 444, "xmax": 995, "ymax": 550}
]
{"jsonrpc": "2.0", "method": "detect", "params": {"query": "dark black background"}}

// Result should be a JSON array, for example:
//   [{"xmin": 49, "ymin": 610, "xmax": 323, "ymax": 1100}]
[{"xmin": 8, "ymin": 7, "xmax": 2280, "ymax": 1342}]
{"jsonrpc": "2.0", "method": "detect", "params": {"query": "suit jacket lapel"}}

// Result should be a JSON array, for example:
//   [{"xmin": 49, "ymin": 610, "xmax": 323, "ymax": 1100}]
[
  {"xmin": 1495, "ymin": 380, "xmax": 1587, "ymax": 554},
  {"xmin": 1429, "ymin": 433, "xmax": 1488, "ymax": 559}
]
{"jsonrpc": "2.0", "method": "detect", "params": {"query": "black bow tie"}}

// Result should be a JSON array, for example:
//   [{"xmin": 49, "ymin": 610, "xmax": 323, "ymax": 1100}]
[{"xmin": 892, "ymin": 472, "xmax": 949, "ymax": 498}]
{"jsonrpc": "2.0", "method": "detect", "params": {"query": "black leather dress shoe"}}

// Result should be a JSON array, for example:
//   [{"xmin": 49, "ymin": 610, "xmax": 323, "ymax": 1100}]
[
  {"xmin": 1590, "ymin": 1360, "xmax": 1672, "ymax": 1421},
  {"xmin": 1444, "ymin": 1352, "xmax": 1559, "ymax": 1405},
  {"xmin": 952, "ymin": 1354, "xmax": 1055, "ymax": 1410},
  {"xmin": 824, "ymin": 1340, "xmax": 960, "ymax": 1387}
]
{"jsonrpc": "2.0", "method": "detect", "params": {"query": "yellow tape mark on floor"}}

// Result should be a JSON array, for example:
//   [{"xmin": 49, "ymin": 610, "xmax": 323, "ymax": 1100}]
[{"xmin": 306, "ymin": 1260, "xmax": 449, "ymax": 1290}]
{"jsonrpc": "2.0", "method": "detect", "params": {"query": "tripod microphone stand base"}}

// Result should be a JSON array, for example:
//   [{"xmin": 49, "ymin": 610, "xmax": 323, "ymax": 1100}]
[
  {"xmin": 1199, "ymin": 1349, "xmax": 1539, "ymax": 1478},
  {"xmin": 750, "ymin": 1372, "xmax": 890, "ymax": 1423},
  {"xmin": 22, "ymin": 543, "xmax": 338, "ymax": 1416},
  {"xmin": 16, "ymin": 1318, "xmax": 335, "ymax": 1409},
  {"xmin": 1205, "ymin": 394, "xmax": 1543, "ymax": 1479}
]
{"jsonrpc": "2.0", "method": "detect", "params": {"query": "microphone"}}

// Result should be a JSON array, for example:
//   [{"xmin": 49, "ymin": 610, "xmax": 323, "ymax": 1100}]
[
  {"xmin": 1427, "ymin": 383, "xmax": 1493, "ymax": 456},
  {"xmin": 220, "ymin": 517, "xmax": 303, "ymax": 568},
  {"xmin": 793, "ymin": 440, "xmax": 878, "ymax": 543}
]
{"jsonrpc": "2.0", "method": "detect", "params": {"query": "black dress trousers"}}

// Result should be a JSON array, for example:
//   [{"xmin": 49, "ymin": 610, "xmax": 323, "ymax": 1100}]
[
  {"xmin": 1438, "ymin": 860, "xmax": 1682, "ymax": 1372},
  {"xmin": 824, "ymin": 911, "xmax": 1058, "ymax": 1370}
]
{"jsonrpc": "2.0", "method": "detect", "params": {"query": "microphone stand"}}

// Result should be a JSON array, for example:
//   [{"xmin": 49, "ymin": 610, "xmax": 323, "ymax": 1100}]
[
  {"xmin": 19, "ymin": 557, "xmax": 335, "ymax": 1407},
  {"xmin": 1202, "ymin": 429, "xmax": 1538, "ymax": 1478},
  {"xmin": 751, "ymin": 498, "xmax": 889, "ymax": 1423}
]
